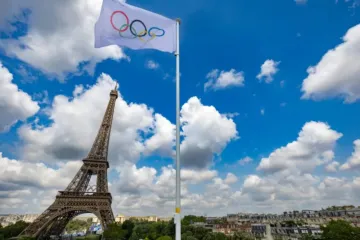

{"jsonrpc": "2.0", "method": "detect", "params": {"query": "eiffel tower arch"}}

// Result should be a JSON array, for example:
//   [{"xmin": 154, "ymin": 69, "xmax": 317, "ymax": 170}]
[{"xmin": 19, "ymin": 86, "xmax": 119, "ymax": 239}]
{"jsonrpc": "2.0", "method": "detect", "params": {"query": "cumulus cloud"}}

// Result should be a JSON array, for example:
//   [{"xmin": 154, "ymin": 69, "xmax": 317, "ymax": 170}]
[
  {"xmin": 224, "ymin": 173, "xmax": 238, "ymax": 184},
  {"xmin": 204, "ymin": 69, "xmax": 244, "ymax": 91},
  {"xmin": 18, "ymin": 73, "xmax": 156, "ymax": 165},
  {"xmin": 0, "ymin": 62, "xmax": 39, "ymax": 132},
  {"xmin": 18, "ymin": 73, "xmax": 237, "ymax": 170},
  {"xmin": 143, "ymin": 114, "xmax": 175, "ymax": 157},
  {"xmin": 111, "ymin": 164, "xmax": 223, "ymax": 216},
  {"xmin": 182, "ymin": 169, "xmax": 218, "ymax": 184},
  {"xmin": 115, "ymin": 163, "xmax": 157, "ymax": 194},
  {"xmin": 0, "ymin": 0, "xmax": 125, "ymax": 80},
  {"xmin": 239, "ymin": 121, "xmax": 360, "ymax": 211},
  {"xmin": 0, "ymin": 153, "xmax": 80, "ymax": 190},
  {"xmin": 256, "ymin": 59, "xmax": 280, "ymax": 83},
  {"xmin": 0, "ymin": 152, "xmax": 81, "ymax": 213},
  {"xmin": 238, "ymin": 156, "xmax": 253, "ymax": 166},
  {"xmin": 325, "ymin": 161, "xmax": 340, "ymax": 172},
  {"xmin": 180, "ymin": 97, "xmax": 238, "ymax": 169},
  {"xmin": 257, "ymin": 121, "xmax": 342, "ymax": 174},
  {"xmin": 340, "ymin": 139, "xmax": 360, "ymax": 170},
  {"xmin": 301, "ymin": 24, "xmax": 360, "ymax": 103}
]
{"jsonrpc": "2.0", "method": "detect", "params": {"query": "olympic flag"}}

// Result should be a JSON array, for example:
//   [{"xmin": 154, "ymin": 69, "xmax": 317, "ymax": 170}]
[{"xmin": 94, "ymin": 0, "xmax": 177, "ymax": 53}]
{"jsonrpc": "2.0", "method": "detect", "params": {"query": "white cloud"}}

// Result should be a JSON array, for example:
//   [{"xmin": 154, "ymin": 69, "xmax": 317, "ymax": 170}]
[
  {"xmin": 73, "ymin": 85, "xmax": 85, "ymax": 97},
  {"xmin": 0, "ymin": 0, "xmax": 125, "ymax": 80},
  {"xmin": 146, "ymin": 60, "xmax": 159, "ymax": 70},
  {"xmin": 325, "ymin": 161, "xmax": 340, "ymax": 172},
  {"xmin": 0, "ymin": 153, "xmax": 81, "ymax": 190},
  {"xmin": 340, "ymin": 139, "xmax": 360, "ymax": 170},
  {"xmin": 0, "ymin": 62, "xmax": 39, "ymax": 132},
  {"xmin": 256, "ymin": 59, "xmax": 280, "ymax": 83},
  {"xmin": 208, "ymin": 178, "xmax": 231, "ymax": 191},
  {"xmin": 257, "ymin": 121, "xmax": 342, "ymax": 174},
  {"xmin": 115, "ymin": 163, "xmax": 157, "ymax": 194},
  {"xmin": 181, "ymin": 169, "xmax": 218, "ymax": 184},
  {"xmin": 18, "ymin": 73, "xmax": 156, "ymax": 165},
  {"xmin": 204, "ymin": 69, "xmax": 244, "ymax": 91},
  {"xmin": 222, "ymin": 112, "xmax": 239, "ymax": 118},
  {"xmin": 260, "ymin": 108, "xmax": 265, "ymax": 115},
  {"xmin": 180, "ymin": 97, "xmax": 238, "ymax": 169},
  {"xmin": 224, "ymin": 173, "xmax": 238, "ymax": 184},
  {"xmin": 242, "ymin": 175, "xmax": 276, "ymax": 202},
  {"xmin": 17, "ymin": 73, "xmax": 237, "ymax": 173},
  {"xmin": 301, "ymin": 24, "xmax": 360, "ymax": 103},
  {"xmin": 3, "ymin": 151, "xmax": 360, "ymax": 215},
  {"xmin": 111, "ymin": 164, "xmax": 223, "ymax": 216},
  {"xmin": 143, "ymin": 114, "xmax": 175, "ymax": 157},
  {"xmin": 33, "ymin": 90, "xmax": 50, "ymax": 105},
  {"xmin": 0, "ymin": 152, "xmax": 81, "ymax": 213},
  {"xmin": 238, "ymin": 156, "xmax": 253, "ymax": 166}
]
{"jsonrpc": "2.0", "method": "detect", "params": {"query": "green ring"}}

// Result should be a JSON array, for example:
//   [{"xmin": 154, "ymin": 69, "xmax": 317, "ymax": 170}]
[{"xmin": 118, "ymin": 24, "xmax": 137, "ymax": 39}]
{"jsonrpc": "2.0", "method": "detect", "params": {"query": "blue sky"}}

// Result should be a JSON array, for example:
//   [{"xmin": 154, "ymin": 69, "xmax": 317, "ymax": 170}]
[{"xmin": 1, "ymin": 0, "xmax": 360, "ymax": 216}]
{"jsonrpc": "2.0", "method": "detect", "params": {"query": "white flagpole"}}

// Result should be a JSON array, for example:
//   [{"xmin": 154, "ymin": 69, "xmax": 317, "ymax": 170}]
[{"xmin": 175, "ymin": 18, "xmax": 181, "ymax": 240}]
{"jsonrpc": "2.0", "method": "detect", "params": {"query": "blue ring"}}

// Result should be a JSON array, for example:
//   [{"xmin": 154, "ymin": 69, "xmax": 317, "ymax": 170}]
[{"xmin": 148, "ymin": 27, "xmax": 165, "ymax": 37}]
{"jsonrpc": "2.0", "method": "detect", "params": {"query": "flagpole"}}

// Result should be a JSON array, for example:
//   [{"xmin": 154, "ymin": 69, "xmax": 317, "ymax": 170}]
[{"xmin": 175, "ymin": 18, "xmax": 181, "ymax": 240}]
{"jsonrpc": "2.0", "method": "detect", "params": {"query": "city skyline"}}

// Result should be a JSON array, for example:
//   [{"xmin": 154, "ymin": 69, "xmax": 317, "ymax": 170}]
[{"xmin": 1, "ymin": 0, "xmax": 360, "ymax": 218}]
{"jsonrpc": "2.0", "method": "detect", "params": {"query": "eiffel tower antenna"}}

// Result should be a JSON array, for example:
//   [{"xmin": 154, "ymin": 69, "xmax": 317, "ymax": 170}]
[{"xmin": 20, "ymin": 88, "xmax": 118, "ymax": 239}]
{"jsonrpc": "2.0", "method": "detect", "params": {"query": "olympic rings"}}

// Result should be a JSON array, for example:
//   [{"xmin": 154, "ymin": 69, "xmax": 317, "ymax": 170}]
[{"xmin": 110, "ymin": 11, "xmax": 166, "ymax": 41}]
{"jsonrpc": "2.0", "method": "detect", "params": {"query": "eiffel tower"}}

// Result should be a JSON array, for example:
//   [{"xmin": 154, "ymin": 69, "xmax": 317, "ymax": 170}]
[{"xmin": 20, "ymin": 86, "xmax": 118, "ymax": 239}]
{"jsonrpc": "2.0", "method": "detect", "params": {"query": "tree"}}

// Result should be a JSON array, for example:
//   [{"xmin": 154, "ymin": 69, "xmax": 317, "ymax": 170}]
[
  {"xmin": 182, "ymin": 216, "xmax": 206, "ymax": 226},
  {"xmin": 183, "ymin": 225, "xmax": 211, "ymax": 240},
  {"xmin": 282, "ymin": 220, "xmax": 296, "ymax": 227},
  {"xmin": 183, "ymin": 236, "xmax": 198, "ymax": 240},
  {"xmin": 157, "ymin": 236, "xmax": 172, "ymax": 240},
  {"xmin": 129, "ymin": 223, "xmax": 151, "ymax": 240},
  {"xmin": 163, "ymin": 218, "xmax": 175, "ymax": 239},
  {"xmin": 321, "ymin": 220, "xmax": 360, "ymax": 240},
  {"xmin": 231, "ymin": 231, "xmax": 254, "ymax": 240},
  {"xmin": 87, "ymin": 218, "xmax": 93, "ymax": 224},
  {"xmin": 202, "ymin": 232, "xmax": 227, "ymax": 240},
  {"xmin": 299, "ymin": 234, "xmax": 315, "ymax": 240},
  {"xmin": 122, "ymin": 220, "xmax": 135, "ymax": 240},
  {"xmin": 65, "ymin": 219, "xmax": 92, "ymax": 233},
  {"xmin": 18, "ymin": 237, "xmax": 36, "ymax": 240},
  {"xmin": 103, "ymin": 223, "xmax": 128, "ymax": 240},
  {"xmin": 0, "ymin": 221, "xmax": 29, "ymax": 239}
]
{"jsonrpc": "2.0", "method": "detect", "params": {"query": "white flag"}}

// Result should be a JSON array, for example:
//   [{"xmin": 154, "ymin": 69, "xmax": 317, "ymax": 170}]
[{"xmin": 95, "ymin": 0, "xmax": 177, "ymax": 53}]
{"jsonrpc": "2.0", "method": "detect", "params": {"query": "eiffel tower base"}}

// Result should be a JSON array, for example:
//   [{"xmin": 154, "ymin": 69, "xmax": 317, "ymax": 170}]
[{"xmin": 21, "ymin": 193, "xmax": 114, "ymax": 239}]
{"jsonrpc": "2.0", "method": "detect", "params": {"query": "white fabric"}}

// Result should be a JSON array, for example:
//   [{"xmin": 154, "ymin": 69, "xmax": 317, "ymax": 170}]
[{"xmin": 95, "ymin": 0, "xmax": 176, "ymax": 53}]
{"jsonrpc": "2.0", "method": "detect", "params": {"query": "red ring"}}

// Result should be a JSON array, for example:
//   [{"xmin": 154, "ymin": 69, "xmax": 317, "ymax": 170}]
[{"xmin": 110, "ymin": 11, "xmax": 129, "ymax": 32}]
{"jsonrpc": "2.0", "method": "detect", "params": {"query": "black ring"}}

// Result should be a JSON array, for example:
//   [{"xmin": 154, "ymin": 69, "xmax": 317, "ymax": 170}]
[{"xmin": 130, "ymin": 19, "xmax": 147, "ymax": 37}]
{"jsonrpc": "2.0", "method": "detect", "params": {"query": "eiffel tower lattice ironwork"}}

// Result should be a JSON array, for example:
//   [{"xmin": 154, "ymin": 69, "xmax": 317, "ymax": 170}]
[{"xmin": 20, "ymin": 86, "xmax": 119, "ymax": 239}]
